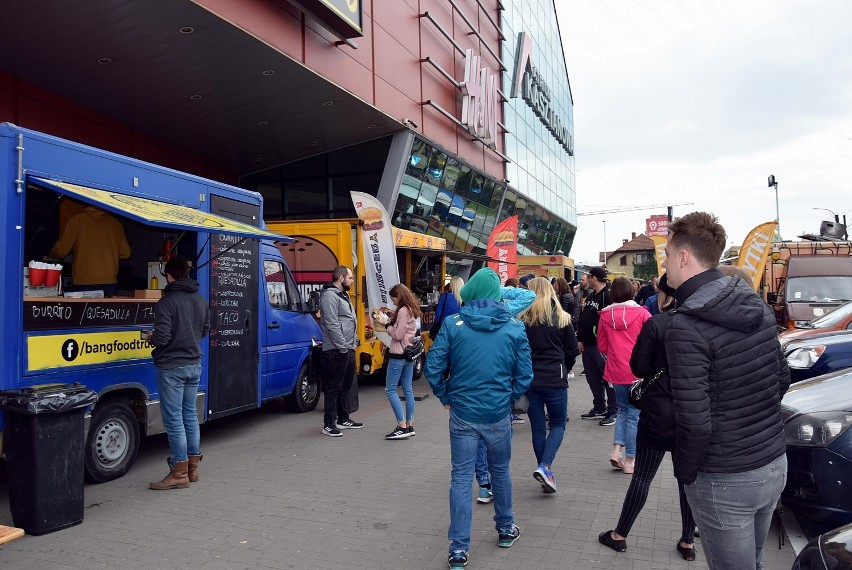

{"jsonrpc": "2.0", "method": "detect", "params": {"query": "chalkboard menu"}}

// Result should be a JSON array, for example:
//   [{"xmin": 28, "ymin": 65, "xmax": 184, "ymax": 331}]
[
  {"xmin": 24, "ymin": 300, "xmax": 156, "ymax": 330},
  {"xmin": 208, "ymin": 234, "xmax": 254, "ymax": 350}
]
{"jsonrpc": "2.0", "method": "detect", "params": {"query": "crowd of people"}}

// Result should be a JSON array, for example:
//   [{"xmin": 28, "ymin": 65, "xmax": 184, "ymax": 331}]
[{"xmin": 313, "ymin": 211, "xmax": 789, "ymax": 570}]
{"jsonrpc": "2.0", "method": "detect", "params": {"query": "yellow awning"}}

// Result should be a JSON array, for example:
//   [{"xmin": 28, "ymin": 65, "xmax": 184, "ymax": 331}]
[{"xmin": 33, "ymin": 177, "xmax": 288, "ymax": 241}]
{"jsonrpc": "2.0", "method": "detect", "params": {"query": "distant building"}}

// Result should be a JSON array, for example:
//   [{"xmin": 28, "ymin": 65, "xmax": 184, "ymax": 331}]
[{"xmin": 601, "ymin": 232, "xmax": 655, "ymax": 279}]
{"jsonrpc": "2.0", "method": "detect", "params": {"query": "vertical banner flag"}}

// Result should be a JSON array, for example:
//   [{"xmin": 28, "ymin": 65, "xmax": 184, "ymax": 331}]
[
  {"xmin": 351, "ymin": 192, "xmax": 400, "ymax": 347},
  {"xmin": 651, "ymin": 235, "xmax": 667, "ymax": 278},
  {"xmin": 736, "ymin": 221, "xmax": 777, "ymax": 290},
  {"xmin": 487, "ymin": 215, "xmax": 519, "ymax": 284}
]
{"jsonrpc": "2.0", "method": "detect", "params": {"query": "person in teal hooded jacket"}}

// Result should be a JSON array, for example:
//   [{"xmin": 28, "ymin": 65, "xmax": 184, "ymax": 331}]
[{"xmin": 425, "ymin": 268, "xmax": 533, "ymax": 569}]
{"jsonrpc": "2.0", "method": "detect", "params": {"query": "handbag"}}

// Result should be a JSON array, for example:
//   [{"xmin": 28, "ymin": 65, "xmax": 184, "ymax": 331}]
[
  {"xmin": 628, "ymin": 368, "xmax": 665, "ymax": 409},
  {"xmin": 428, "ymin": 293, "xmax": 449, "ymax": 340},
  {"xmin": 403, "ymin": 335, "xmax": 424, "ymax": 361}
]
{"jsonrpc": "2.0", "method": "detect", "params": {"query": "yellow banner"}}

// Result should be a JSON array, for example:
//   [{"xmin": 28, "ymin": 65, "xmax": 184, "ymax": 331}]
[
  {"xmin": 34, "ymin": 178, "xmax": 282, "ymax": 240},
  {"xmin": 736, "ymin": 221, "xmax": 777, "ymax": 290},
  {"xmin": 393, "ymin": 227, "xmax": 446, "ymax": 250},
  {"xmin": 27, "ymin": 331, "xmax": 153, "ymax": 371},
  {"xmin": 651, "ymin": 235, "xmax": 667, "ymax": 278}
]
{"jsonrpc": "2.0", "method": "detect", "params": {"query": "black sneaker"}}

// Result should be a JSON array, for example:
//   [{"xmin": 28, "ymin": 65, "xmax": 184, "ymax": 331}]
[
  {"xmin": 599, "ymin": 413, "xmax": 617, "ymax": 426},
  {"xmin": 498, "ymin": 524, "xmax": 521, "ymax": 547},
  {"xmin": 322, "ymin": 425, "xmax": 342, "ymax": 437},
  {"xmin": 408, "ymin": 426, "xmax": 415, "ymax": 437},
  {"xmin": 447, "ymin": 550, "xmax": 468, "ymax": 568},
  {"xmin": 385, "ymin": 426, "xmax": 410, "ymax": 440},
  {"xmin": 581, "ymin": 408, "xmax": 607, "ymax": 420},
  {"xmin": 598, "ymin": 530, "xmax": 627, "ymax": 552},
  {"xmin": 336, "ymin": 419, "xmax": 364, "ymax": 429}
]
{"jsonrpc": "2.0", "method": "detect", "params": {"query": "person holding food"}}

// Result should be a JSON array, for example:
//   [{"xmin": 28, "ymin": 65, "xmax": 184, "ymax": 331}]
[{"xmin": 376, "ymin": 284, "xmax": 422, "ymax": 440}]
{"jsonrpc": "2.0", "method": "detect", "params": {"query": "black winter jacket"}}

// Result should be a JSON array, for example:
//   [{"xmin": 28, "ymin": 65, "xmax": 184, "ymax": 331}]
[
  {"xmin": 629, "ymin": 311, "xmax": 676, "ymax": 451},
  {"xmin": 558, "ymin": 292, "xmax": 576, "ymax": 318},
  {"xmin": 575, "ymin": 284, "xmax": 611, "ymax": 345},
  {"xmin": 151, "ymin": 278, "xmax": 211, "ymax": 369},
  {"xmin": 524, "ymin": 315, "xmax": 579, "ymax": 389},
  {"xmin": 665, "ymin": 270, "xmax": 790, "ymax": 485}
]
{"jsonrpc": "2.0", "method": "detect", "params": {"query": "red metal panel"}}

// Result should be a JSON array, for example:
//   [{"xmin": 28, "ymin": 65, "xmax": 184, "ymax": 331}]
[
  {"xmin": 373, "ymin": 0, "xmax": 419, "ymax": 56},
  {"xmin": 422, "ymin": 105, "xmax": 458, "ymax": 155},
  {"xmin": 304, "ymin": 27, "xmax": 374, "ymax": 104},
  {"xmin": 373, "ymin": 26, "xmax": 420, "ymax": 104},
  {"xmin": 374, "ymin": 76, "xmax": 421, "ymax": 128}
]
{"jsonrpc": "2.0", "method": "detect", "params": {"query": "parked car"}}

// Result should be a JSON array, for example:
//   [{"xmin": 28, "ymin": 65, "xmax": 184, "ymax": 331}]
[
  {"xmin": 791, "ymin": 521, "xmax": 852, "ymax": 569},
  {"xmin": 781, "ymin": 369, "xmax": 852, "ymax": 535},
  {"xmin": 780, "ymin": 300, "xmax": 852, "ymax": 349},
  {"xmin": 785, "ymin": 330, "xmax": 852, "ymax": 383}
]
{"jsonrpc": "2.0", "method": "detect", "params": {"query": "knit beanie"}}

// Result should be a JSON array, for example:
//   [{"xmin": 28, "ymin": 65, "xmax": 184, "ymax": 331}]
[
  {"xmin": 461, "ymin": 268, "xmax": 502, "ymax": 303},
  {"xmin": 519, "ymin": 274, "xmax": 536, "ymax": 287}
]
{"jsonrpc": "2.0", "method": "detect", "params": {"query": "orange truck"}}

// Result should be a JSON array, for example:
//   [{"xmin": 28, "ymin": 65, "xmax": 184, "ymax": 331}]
[{"xmin": 266, "ymin": 219, "xmax": 447, "ymax": 379}]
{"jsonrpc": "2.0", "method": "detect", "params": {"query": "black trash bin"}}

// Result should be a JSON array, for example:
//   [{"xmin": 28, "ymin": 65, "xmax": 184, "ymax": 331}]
[{"xmin": 0, "ymin": 383, "xmax": 98, "ymax": 535}]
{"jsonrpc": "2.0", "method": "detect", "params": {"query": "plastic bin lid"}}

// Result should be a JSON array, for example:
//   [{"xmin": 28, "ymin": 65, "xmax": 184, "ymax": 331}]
[{"xmin": 0, "ymin": 383, "xmax": 98, "ymax": 414}]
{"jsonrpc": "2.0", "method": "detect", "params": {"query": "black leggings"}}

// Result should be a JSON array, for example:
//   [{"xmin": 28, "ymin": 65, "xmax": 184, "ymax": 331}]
[{"xmin": 614, "ymin": 445, "xmax": 696, "ymax": 544}]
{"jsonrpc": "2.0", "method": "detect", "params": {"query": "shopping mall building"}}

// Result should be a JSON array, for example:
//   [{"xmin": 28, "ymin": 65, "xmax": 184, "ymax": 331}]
[{"xmin": 1, "ymin": 0, "xmax": 575, "ymax": 264}]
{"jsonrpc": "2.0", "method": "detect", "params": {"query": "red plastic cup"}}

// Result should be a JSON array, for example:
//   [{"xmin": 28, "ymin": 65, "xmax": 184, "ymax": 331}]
[
  {"xmin": 29, "ymin": 267, "xmax": 46, "ymax": 286},
  {"xmin": 44, "ymin": 268, "xmax": 61, "ymax": 287}
]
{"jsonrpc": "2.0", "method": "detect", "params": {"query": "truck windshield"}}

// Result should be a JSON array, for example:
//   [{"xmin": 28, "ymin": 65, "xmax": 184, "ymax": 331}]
[{"xmin": 786, "ymin": 275, "xmax": 852, "ymax": 303}]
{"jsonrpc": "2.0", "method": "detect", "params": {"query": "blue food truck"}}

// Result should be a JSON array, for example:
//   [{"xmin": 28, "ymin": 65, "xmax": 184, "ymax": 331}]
[{"xmin": 0, "ymin": 124, "xmax": 322, "ymax": 482}]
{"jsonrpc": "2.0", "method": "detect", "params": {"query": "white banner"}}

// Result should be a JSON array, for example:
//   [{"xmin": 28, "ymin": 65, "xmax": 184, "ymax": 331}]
[{"xmin": 351, "ymin": 192, "xmax": 400, "ymax": 347}]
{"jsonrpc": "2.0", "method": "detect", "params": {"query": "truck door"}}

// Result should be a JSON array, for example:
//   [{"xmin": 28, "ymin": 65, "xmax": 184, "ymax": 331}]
[{"xmin": 207, "ymin": 195, "xmax": 260, "ymax": 419}]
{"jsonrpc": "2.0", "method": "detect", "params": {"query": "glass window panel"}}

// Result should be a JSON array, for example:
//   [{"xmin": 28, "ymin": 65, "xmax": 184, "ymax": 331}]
[
  {"xmin": 328, "ymin": 137, "xmax": 391, "ymax": 175},
  {"xmin": 407, "ymin": 140, "xmax": 432, "ymax": 180},
  {"xmin": 425, "ymin": 150, "xmax": 447, "ymax": 187},
  {"xmin": 283, "ymin": 178, "xmax": 327, "ymax": 219}
]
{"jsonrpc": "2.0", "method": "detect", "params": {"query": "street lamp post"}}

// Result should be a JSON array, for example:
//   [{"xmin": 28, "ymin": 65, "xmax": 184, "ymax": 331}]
[
  {"xmin": 768, "ymin": 174, "xmax": 781, "ymax": 241},
  {"xmin": 602, "ymin": 220, "xmax": 607, "ymax": 268}
]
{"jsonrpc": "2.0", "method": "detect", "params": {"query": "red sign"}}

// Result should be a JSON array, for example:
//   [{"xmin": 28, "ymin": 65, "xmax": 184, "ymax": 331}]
[
  {"xmin": 646, "ymin": 215, "xmax": 668, "ymax": 237},
  {"xmin": 487, "ymin": 216, "xmax": 518, "ymax": 284}
]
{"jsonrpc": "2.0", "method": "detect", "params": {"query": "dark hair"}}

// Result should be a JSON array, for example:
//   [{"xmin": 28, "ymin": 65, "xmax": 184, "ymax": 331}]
[
  {"xmin": 332, "ymin": 266, "xmax": 351, "ymax": 282},
  {"xmin": 164, "ymin": 255, "xmax": 190, "ymax": 280},
  {"xmin": 554, "ymin": 277, "xmax": 571, "ymax": 296},
  {"xmin": 668, "ymin": 212, "xmax": 727, "ymax": 268},
  {"xmin": 588, "ymin": 266, "xmax": 608, "ymax": 282},
  {"xmin": 389, "ymin": 283, "xmax": 422, "ymax": 320},
  {"xmin": 504, "ymin": 277, "xmax": 519, "ymax": 287},
  {"xmin": 610, "ymin": 276, "xmax": 634, "ymax": 303}
]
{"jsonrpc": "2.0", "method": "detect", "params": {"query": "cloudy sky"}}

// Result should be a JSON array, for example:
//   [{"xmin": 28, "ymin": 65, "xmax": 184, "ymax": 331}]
[{"xmin": 555, "ymin": 0, "xmax": 852, "ymax": 265}]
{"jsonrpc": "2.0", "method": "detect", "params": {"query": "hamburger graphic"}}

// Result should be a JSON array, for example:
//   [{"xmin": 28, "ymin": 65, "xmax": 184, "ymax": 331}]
[
  {"xmin": 358, "ymin": 207, "xmax": 384, "ymax": 231},
  {"xmin": 493, "ymin": 230, "xmax": 515, "ymax": 246},
  {"xmin": 370, "ymin": 306, "xmax": 395, "ymax": 331}
]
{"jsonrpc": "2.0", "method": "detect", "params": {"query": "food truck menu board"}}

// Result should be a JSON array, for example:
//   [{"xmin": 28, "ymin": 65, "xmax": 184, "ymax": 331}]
[
  {"xmin": 24, "ymin": 299, "xmax": 156, "ymax": 330},
  {"xmin": 208, "ymin": 234, "xmax": 254, "ymax": 350}
]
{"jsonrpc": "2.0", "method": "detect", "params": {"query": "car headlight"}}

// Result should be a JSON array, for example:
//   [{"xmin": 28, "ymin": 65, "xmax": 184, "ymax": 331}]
[
  {"xmin": 786, "ymin": 345, "xmax": 825, "ymax": 369},
  {"xmin": 785, "ymin": 411, "xmax": 852, "ymax": 447}
]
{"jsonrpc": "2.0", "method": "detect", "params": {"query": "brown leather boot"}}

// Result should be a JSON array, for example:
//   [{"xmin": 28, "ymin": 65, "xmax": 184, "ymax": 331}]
[
  {"xmin": 148, "ymin": 460, "xmax": 190, "ymax": 490},
  {"xmin": 188, "ymin": 454, "xmax": 203, "ymax": 482}
]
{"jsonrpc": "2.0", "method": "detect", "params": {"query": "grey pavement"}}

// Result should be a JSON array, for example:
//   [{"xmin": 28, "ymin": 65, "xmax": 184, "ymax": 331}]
[{"xmin": 0, "ymin": 375, "xmax": 796, "ymax": 569}]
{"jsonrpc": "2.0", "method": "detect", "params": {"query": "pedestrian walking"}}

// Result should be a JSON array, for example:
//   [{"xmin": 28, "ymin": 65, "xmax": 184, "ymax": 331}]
[
  {"xmin": 318, "ymin": 265, "xmax": 363, "ymax": 437},
  {"xmin": 382, "ymin": 283, "xmax": 422, "ymax": 440},
  {"xmin": 517, "ymin": 277, "xmax": 579, "ymax": 494},
  {"xmin": 575, "ymin": 266, "xmax": 616, "ymax": 423},
  {"xmin": 597, "ymin": 277, "xmax": 650, "ymax": 474},
  {"xmin": 425, "ymin": 268, "xmax": 533, "ymax": 569},
  {"xmin": 664, "ymin": 212, "xmax": 790, "ymax": 570},
  {"xmin": 598, "ymin": 279, "xmax": 698, "ymax": 560},
  {"xmin": 146, "ymin": 255, "xmax": 210, "ymax": 490}
]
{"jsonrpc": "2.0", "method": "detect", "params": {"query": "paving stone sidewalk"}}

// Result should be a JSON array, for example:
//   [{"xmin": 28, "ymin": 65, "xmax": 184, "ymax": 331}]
[{"xmin": 0, "ymin": 375, "xmax": 796, "ymax": 569}]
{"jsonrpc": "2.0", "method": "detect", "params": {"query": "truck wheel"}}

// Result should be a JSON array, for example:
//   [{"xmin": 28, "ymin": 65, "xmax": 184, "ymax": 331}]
[
  {"xmin": 413, "ymin": 353, "xmax": 425, "ymax": 380},
  {"xmin": 286, "ymin": 363, "xmax": 320, "ymax": 413},
  {"xmin": 85, "ymin": 402, "xmax": 140, "ymax": 483}
]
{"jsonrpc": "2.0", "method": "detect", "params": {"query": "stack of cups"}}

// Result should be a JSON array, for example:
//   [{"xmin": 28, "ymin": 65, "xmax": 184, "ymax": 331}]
[{"xmin": 28, "ymin": 261, "xmax": 62, "ymax": 287}]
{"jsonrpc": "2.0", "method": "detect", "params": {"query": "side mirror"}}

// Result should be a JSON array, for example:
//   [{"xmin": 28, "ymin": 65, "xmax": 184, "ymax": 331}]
[{"xmin": 767, "ymin": 292, "xmax": 779, "ymax": 305}]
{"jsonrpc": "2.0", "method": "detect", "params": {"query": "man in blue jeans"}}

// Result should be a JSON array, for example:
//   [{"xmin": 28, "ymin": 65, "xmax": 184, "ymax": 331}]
[
  {"xmin": 146, "ymin": 256, "xmax": 210, "ymax": 490},
  {"xmin": 664, "ymin": 212, "xmax": 790, "ymax": 569},
  {"xmin": 425, "ymin": 268, "xmax": 533, "ymax": 569}
]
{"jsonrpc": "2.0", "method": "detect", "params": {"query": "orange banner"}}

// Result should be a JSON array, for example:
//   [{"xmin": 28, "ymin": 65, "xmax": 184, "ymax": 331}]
[
  {"xmin": 736, "ymin": 221, "xmax": 777, "ymax": 290},
  {"xmin": 487, "ymin": 216, "xmax": 518, "ymax": 284},
  {"xmin": 651, "ymin": 235, "xmax": 667, "ymax": 278}
]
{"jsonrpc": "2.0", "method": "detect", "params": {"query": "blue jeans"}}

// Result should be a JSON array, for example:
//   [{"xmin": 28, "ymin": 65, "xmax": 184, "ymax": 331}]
[
  {"xmin": 448, "ymin": 411, "xmax": 514, "ymax": 553},
  {"xmin": 684, "ymin": 454, "xmax": 787, "ymax": 570},
  {"xmin": 475, "ymin": 439, "xmax": 490, "ymax": 486},
  {"xmin": 385, "ymin": 357, "xmax": 415, "ymax": 423},
  {"xmin": 612, "ymin": 383, "xmax": 639, "ymax": 457},
  {"xmin": 526, "ymin": 386, "xmax": 568, "ymax": 467},
  {"xmin": 157, "ymin": 363, "xmax": 202, "ymax": 466}
]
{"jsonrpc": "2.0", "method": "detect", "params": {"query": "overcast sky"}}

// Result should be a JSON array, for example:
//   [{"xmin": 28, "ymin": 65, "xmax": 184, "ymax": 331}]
[{"xmin": 555, "ymin": 0, "xmax": 852, "ymax": 266}]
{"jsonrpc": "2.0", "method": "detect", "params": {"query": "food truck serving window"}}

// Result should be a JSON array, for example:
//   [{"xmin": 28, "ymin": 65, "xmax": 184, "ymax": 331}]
[{"xmin": 31, "ymin": 177, "xmax": 286, "ymax": 241}]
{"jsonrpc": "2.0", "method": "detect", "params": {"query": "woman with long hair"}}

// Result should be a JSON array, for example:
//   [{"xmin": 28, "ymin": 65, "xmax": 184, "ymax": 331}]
[
  {"xmin": 598, "ymin": 276, "xmax": 698, "ymax": 560},
  {"xmin": 435, "ymin": 276, "xmax": 463, "ymax": 324},
  {"xmin": 553, "ymin": 277, "xmax": 576, "ymax": 317},
  {"xmin": 517, "ymin": 277, "xmax": 579, "ymax": 493},
  {"xmin": 597, "ymin": 276, "xmax": 650, "ymax": 474},
  {"xmin": 384, "ymin": 284, "xmax": 423, "ymax": 440}
]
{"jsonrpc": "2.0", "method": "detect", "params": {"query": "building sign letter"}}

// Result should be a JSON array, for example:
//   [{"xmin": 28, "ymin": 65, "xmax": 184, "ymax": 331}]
[{"xmin": 460, "ymin": 49, "xmax": 498, "ymax": 148}]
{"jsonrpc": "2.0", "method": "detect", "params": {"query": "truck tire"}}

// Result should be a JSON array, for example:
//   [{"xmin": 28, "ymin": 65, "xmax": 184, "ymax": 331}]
[
  {"xmin": 85, "ymin": 402, "xmax": 141, "ymax": 483},
  {"xmin": 413, "ymin": 352, "xmax": 425, "ymax": 380},
  {"xmin": 286, "ymin": 363, "xmax": 320, "ymax": 413}
]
